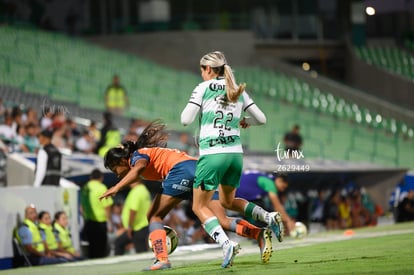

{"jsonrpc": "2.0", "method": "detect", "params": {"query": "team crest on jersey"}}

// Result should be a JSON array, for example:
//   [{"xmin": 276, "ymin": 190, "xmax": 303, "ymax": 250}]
[{"xmin": 214, "ymin": 95, "xmax": 229, "ymax": 107}]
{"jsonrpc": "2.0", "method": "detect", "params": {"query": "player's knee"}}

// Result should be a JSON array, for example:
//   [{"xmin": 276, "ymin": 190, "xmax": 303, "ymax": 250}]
[
  {"xmin": 220, "ymin": 200, "xmax": 232, "ymax": 209},
  {"xmin": 192, "ymin": 204, "xmax": 201, "ymax": 216}
]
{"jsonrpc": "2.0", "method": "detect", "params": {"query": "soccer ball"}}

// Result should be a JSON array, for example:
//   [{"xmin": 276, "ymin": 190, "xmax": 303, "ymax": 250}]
[
  {"xmin": 148, "ymin": 225, "xmax": 179, "ymax": 255},
  {"xmin": 290, "ymin": 222, "xmax": 308, "ymax": 239}
]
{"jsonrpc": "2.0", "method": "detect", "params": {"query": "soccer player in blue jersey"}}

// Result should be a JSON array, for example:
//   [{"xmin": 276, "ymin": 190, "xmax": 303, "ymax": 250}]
[{"xmin": 236, "ymin": 171, "xmax": 296, "ymax": 232}]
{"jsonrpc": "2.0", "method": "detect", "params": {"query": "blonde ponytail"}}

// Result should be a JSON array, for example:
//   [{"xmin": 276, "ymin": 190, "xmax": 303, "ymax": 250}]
[
  {"xmin": 224, "ymin": 64, "xmax": 245, "ymax": 103},
  {"xmin": 200, "ymin": 51, "xmax": 246, "ymax": 102}
]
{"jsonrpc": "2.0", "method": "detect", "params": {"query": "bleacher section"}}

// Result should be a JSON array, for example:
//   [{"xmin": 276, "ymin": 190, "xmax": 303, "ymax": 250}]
[
  {"xmin": 354, "ymin": 45, "xmax": 414, "ymax": 81},
  {"xmin": 235, "ymin": 67, "xmax": 414, "ymax": 168},
  {"xmin": 0, "ymin": 25, "xmax": 199, "ymax": 129},
  {"xmin": 1, "ymin": 25, "xmax": 413, "ymax": 168}
]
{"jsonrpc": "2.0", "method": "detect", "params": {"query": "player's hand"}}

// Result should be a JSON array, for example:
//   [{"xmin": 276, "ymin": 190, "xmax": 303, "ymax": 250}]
[
  {"xmin": 99, "ymin": 185, "xmax": 119, "ymax": 200},
  {"xmin": 287, "ymin": 218, "xmax": 296, "ymax": 232},
  {"xmin": 240, "ymin": 117, "xmax": 249, "ymax": 128}
]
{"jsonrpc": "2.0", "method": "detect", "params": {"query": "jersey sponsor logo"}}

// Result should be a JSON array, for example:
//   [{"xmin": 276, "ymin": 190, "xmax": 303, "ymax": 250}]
[
  {"xmin": 172, "ymin": 179, "xmax": 192, "ymax": 192},
  {"xmin": 209, "ymin": 83, "xmax": 225, "ymax": 91},
  {"xmin": 208, "ymin": 135, "xmax": 235, "ymax": 147}
]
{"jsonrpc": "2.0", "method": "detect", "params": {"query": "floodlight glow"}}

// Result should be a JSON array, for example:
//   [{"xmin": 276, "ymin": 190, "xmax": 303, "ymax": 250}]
[
  {"xmin": 302, "ymin": 62, "xmax": 310, "ymax": 71},
  {"xmin": 366, "ymin": 6, "xmax": 375, "ymax": 16}
]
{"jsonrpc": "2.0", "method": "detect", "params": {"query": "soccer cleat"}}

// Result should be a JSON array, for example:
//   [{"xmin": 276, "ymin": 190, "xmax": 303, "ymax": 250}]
[
  {"xmin": 267, "ymin": 212, "xmax": 284, "ymax": 242},
  {"xmin": 221, "ymin": 241, "xmax": 241, "ymax": 268},
  {"xmin": 258, "ymin": 227, "xmax": 273, "ymax": 263},
  {"xmin": 143, "ymin": 259, "xmax": 172, "ymax": 271}
]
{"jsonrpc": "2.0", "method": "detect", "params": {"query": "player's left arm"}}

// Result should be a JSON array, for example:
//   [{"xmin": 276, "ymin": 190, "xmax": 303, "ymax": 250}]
[{"xmin": 240, "ymin": 92, "xmax": 266, "ymax": 127}]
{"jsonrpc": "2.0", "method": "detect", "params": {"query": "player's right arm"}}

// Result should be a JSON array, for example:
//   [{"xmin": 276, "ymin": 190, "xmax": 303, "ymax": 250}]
[
  {"xmin": 268, "ymin": 192, "xmax": 296, "ymax": 231},
  {"xmin": 181, "ymin": 84, "xmax": 204, "ymax": 126},
  {"xmin": 99, "ymin": 159, "xmax": 147, "ymax": 200},
  {"xmin": 181, "ymin": 103, "xmax": 199, "ymax": 126}
]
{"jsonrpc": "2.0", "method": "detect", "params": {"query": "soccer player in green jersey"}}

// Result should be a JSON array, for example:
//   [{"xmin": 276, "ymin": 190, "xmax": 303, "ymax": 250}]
[{"xmin": 181, "ymin": 51, "xmax": 284, "ymax": 268}]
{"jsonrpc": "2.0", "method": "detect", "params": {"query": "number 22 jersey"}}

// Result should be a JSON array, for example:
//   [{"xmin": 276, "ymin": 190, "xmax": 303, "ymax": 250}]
[{"xmin": 188, "ymin": 77, "xmax": 255, "ymax": 156}]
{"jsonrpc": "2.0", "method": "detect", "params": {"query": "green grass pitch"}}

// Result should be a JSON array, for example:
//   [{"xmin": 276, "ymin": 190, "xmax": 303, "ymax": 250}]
[{"xmin": 3, "ymin": 222, "xmax": 414, "ymax": 275}]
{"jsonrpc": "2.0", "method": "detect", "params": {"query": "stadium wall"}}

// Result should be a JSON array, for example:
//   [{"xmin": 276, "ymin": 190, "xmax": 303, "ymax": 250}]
[
  {"xmin": 0, "ymin": 186, "xmax": 79, "ymax": 270},
  {"xmin": 86, "ymin": 31, "xmax": 256, "ymax": 73}
]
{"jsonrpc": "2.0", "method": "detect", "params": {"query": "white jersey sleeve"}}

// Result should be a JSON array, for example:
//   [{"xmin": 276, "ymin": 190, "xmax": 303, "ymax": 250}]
[
  {"xmin": 241, "ymin": 92, "xmax": 266, "ymax": 125},
  {"xmin": 180, "ymin": 83, "xmax": 205, "ymax": 126}
]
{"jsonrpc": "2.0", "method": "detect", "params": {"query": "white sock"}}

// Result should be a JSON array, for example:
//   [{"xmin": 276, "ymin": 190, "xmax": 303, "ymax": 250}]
[{"xmin": 203, "ymin": 217, "xmax": 230, "ymax": 247}]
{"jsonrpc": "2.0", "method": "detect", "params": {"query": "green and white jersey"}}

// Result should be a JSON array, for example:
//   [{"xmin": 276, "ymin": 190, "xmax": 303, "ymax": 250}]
[{"xmin": 188, "ymin": 77, "xmax": 254, "ymax": 156}]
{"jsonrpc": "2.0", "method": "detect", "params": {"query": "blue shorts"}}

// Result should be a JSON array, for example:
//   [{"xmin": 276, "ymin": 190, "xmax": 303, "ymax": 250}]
[
  {"xmin": 212, "ymin": 190, "xmax": 219, "ymax": 201},
  {"xmin": 162, "ymin": 160, "xmax": 196, "ymax": 200}
]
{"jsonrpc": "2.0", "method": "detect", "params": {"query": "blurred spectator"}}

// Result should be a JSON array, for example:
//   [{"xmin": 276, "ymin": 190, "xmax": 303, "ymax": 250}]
[
  {"xmin": 281, "ymin": 192, "xmax": 299, "ymax": 221},
  {"xmin": 75, "ymin": 129, "xmax": 96, "ymax": 154},
  {"xmin": 182, "ymin": 199, "xmax": 211, "ymax": 244},
  {"xmin": 396, "ymin": 189, "xmax": 414, "ymax": 222},
  {"xmin": 33, "ymin": 129, "xmax": 62, "ymax": 187},
  {"xmin": 360, "ymin": 188, "xmax": 378, "ymax": 226},
  {"xmin": 24, "ymin": 123, "xmax": 41, "ymax": 153},
  {"xmin": 95, "ymin": 112, "xmax": 121, "ymax": 158},
  {"xmin": 323, "ymin": 190, "xmax": 341, "ymax": 230},
  {"xmin": 105, "ymin": 74, "xmax": 129, "ymax": 116},
  {"xmin": 12, "ymin": 124, "xmax": 28, "ymax": 153},
  {"xmin": 338, "ymin": 195, "xmax": 352, "ymax": 229},
  {"xmin": 38, "ymin": 211, "xmax": 73, "ymax": 261},
  {"xmin": 40, "ymin": 106, "xmax": 53, "ymax": 130},
  {"xmin": 22, "ymin": 107, "xmax": 39, "ymax": 127},
  {"xmin": 51, "ymin": 124, "xmax": 69, "ymax": 151},
  {"xmin": 11, "ymin": 106, "xmax": 23, "ymax": 133},
  {"xmin": 167, "ymin": 132, "xmax": 197, "ymax": 156},
  {"xmin": 111, "ymin": 202, "xmax": 124, "ymax": 233},
  {"xmin": 0, "ymin": 98, "xmax": 6, "ymax": 118},
  {"xmin": 122, "ymin": 129, "xmax": 139, "ymax": 143},
  {"xmin": 350, "ymin": 189, "xmax": 373, "ymax": 228},
  {"xmin": 80, "ymin": 169, "xmax": 113, "ymax": 259},
  {"xmin": 310, "ymin": 189, "xmax": 327, "ymax": 223},
  {"xmin": 16, "ymin": 205, "xmax": 68, "ymax": 266},
  {"xmin": 283, "ymin": 124, "xmax": 303, "ymax": 154},
  {"xmin": 11, "ymin": 106, "xmax": 23, "ymax": 132},
  {"xmin": 53, "ymin": 211, "xmax": 84, "ymax": 260},
  {"xmin": 164, "ymin": 202, "xmax": 196, "ymax": 244},
  {"xmin": 50, "ymin": 110, "xmax": 66, "ymax": 131},
  {"xmin": 65, "ymin": 118, "xmax": 81, "ymax": 139},
  {"xmin": 114, "ymin": 181, "xmax": 151, "ymax": 255},
  {"xmin": 129, "ymin": 118, "xmax": 147, "ymax": 136},
  {"xmin": 0, "ymin": 112, "xmax": 16, "ymax": 147},
  {"xmin": 87, "ymin": 120, "xmax": 101, "ymax": 143}
]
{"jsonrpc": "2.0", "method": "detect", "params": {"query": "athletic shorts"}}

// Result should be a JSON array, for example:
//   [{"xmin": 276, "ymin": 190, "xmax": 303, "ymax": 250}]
[
  {"xmin": 194, "ymin": 153, "xmax": 243, "ymax": 191},
  {"xmin": 162, "ymin": 160, "xmax": 196, "ymax": 200}
]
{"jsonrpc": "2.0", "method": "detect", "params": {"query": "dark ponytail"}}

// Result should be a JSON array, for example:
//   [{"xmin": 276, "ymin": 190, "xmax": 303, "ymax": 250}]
[
  {"xmin": 136, "ymin": 119, "xmax": 168, "ymax": 148},
  {"xmin": 104, "ymin": 119, "xmax": 168, "ymax": 171}
]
